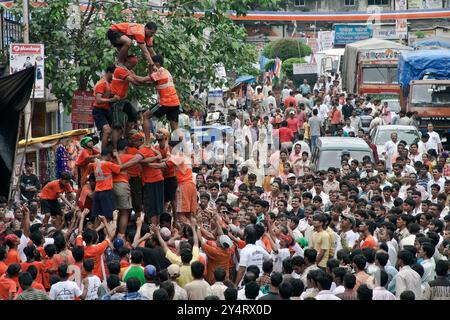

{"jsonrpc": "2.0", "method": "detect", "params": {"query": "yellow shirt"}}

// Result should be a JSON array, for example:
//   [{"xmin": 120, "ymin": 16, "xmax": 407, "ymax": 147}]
[
  {"xmin": 303, "ymin": 122, "xmax": 310, "ymax": 140},
  {"xmin": 177, "ymin": 265, "xmax": 194, "ymax": 288},
  {"xmin": 311, "ymin": 230, "xmax": 331, "ymax": 268},
  {"xmin": 165, "ymin": 246, "xmax": 199, "ymax": 265},
  {"xmin": 165, "ymin": 246, "xmax": 199, "ymax": 288}
]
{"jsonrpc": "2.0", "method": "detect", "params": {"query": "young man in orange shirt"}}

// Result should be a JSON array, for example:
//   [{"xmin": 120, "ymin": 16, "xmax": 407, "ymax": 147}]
[
  {"xmin": 0, "ymin": 247, "xmax": 7, "ymax": 276},
  {"xmin": 142, "ymin": 55, "xmax": 181, "ymax": 143},
  {"xmin": 122, "ymin": 143, "xmax": 164, "ymax": 226},
  {"xmin": 39, "ymin": 171, "xmax": 74, "ymax": 229},
  {"xmin": 0, "ymin": 264, "xmax": 20, "ymax": 300},
  {"xmin": 76, "ymin": 136, "xmax": 99, "ymax": 189},
  {"xmin": 107, "ymin": 22, "xmax": 157, "ymax": 68},
  {"xmin": 92, "ymin": 65, "xmax": 117, "ymax": 150},
  {"xmin": 91, "ymin": 147, "xmax": 122, "ymax": 221},
  {"xmin": 109, "ymin": 55, "xmax": 151, "ymax": 151},
  {"xmin": 113, "ymin": 139, "xmax": 135, "ymax": 237},
  {"xmin": 4, "ymin": 234, "xmax": 21, "ymax": 265},
  {"xmin": 126, "ymin": 131, "xmax": 144, "ymax": 214}
]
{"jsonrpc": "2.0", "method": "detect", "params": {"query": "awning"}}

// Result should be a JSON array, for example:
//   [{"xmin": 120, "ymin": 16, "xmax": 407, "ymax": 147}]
[{"xmin": 18, "ymin": 128, "xmax": 92, "ymax": 148}]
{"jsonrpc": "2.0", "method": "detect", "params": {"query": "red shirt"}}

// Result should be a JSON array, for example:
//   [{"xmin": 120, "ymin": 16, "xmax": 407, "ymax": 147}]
[
  {"xmin": 111, "ymin": 66, "xmax": 130, "ymax": 99},
  {"xmin": 284, "ymin": 96, "xmax": 297, "ymax": 108},
  {"xmin": 154, "ymin": 144, "xmax": 175, "ymax": 178},
  {"xmin": 287, "ymin": 117, "xmax": 299, "ymax": 132},
  {"xmin": 139, "ymin": 146, "xmax": 164, "ymax": 184},
  {"xmin": 111, "ymin": 23, "xmax": 153, "ymax": 46},
  {"xmin": 93, "ymin": 161, "xmax": 121, "ymax": 192},
  {"xmin": 278, "ymin": 127, "xmax": 294, "ymax": 143},
  {"xmin": 113, "ymin": 154, "xmax": 134, "ymax": 183},
  {"xmin": 125, "ymin": 147, "xmax": 142, "ymax": 178},
  {"xmin": 39, "ymin": 180, "xmax": 73, "ymax": 201},
  {"xmin": 93, "ymin": 78, "xmax": 111, "ymax": 110}
]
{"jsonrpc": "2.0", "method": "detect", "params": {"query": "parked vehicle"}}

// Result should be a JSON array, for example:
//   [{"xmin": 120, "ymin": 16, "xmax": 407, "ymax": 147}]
[
  {"xmin": 370, "ymin": 125, "xmax": 420, "ymax": 159},
  {"xmin": 311, "ymin": 137, "xmax": 374, "ymax": 172}
]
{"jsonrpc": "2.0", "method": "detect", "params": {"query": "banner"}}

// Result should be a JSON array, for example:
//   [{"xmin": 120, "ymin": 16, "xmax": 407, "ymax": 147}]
[
  {"xmin": 334, "ymin": 24, "xmax": 373, "ymax": 46},
  {"xmin": 318, "ymin": 31, "xmax": 334, "ymax": 51},
  {"xmin": 72, "ymin": 91, "xmax": 94, "ymax": 127},
  {"xmin": 307, "ymin": 38, "xmax": 319, "ymax": 53},
  {"xmin": 0, "ymin": 67, "xmax": 35, "ymax": 199},
  {"xmin": 408, "ymin": 0, "xmax": 442, "ymax": 9},
  {"xmin": 293, "ymin": 63, "xmax": 317, "ymax": 75},
  {"xmin": 396, "ymin": 19, "xmax": 408, "ymax": 39},
  {"xmin": 9, "ymin": 43, "xmax": 45, "ymax": 99},
  {"xmin": 373, "ymin": 28, "xmax": 399, "ymax": 40}
]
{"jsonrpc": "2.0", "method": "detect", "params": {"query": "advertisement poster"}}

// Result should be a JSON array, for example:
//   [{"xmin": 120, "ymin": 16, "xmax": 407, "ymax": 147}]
[
  {"xmin": 396, "ymin": 19, "xmax": 408, "ymax": 39},
  {"xmin": 293, "ymin": 63, "xmax": 317, "ymax": 75},
  {"xmin": 395, "ymin": 0, "xmax": 407, "ymax": 10},
  {"xmin": 9, "ymin": 43, "xmax": 45, "ymax": 99},
  {"xmin": 408, "ymin": 0, "xmax": 442, "ymax": 9},
  {"xmin": 334, "ymin": 25, "xmax": 373, "ymax": 46},
  {"xmin": 318, "ymin": 31, "xmax": 334, "ymax": 51},
  {"xmin": 72, "ymin": 90, "xmax": 94, "ymax": 127}
]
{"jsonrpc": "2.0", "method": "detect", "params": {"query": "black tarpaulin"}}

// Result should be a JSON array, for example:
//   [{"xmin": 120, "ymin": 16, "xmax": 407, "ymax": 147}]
[{"xmin": 0, "ymin": 67, "xmax": 35, "ymax": 199}]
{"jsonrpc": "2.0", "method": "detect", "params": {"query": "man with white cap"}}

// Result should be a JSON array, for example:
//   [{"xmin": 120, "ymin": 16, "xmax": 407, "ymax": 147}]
[
  {"xmin": 167, "ymin": 264, "xmax": 188, "ymax": 300},
  {"xmin": 195, "ymin": 214, "xmax": 232, "ymax": 285}
]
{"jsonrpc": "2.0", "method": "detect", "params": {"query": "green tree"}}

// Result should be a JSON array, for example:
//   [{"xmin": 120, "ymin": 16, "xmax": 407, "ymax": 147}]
[
  {"xmin": 263, "ymin": 38, "xmax": 312, "ymax": 61},
  {"xmin": 11, "ymin": 0, "xmax": 275, "ymax": 111},
  {"xmin": 282, "ymin": 57, "xmax": 306, "ymax": 78}
]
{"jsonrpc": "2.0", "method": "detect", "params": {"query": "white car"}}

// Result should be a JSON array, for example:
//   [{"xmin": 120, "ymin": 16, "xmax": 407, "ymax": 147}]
[{"xmin": 370, "ymin": 125, "xmax": 421, "ymax": 159}]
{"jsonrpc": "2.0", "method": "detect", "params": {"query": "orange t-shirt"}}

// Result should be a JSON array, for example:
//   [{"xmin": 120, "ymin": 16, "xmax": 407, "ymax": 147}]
[
  {"xmin": 113, "ymin": 154, "xmax": 134, "ymax": 183},
  {"xmin": 76, "ymin": 148, "xmax": 100, "ymax": 185},
  {"xmin": 201, "ymin": 242, "xmax": 230, "ymax": 284},
  {"xmin": 0, "ymin": 275, "xmax": 17, "ymax": 300},
  {"xmin": 125, "ymin": 147, "xmax": 142, "ymax": 178},
  {"xmin": 40, "ymin": 180, "xmax": 73, "ymax": 200},
  {"xmin": 93, "ymin": 161, "xmax": 121, "ymax": 192},
  {"xmin": 20, "ymin": 261, "xmax": 45, "ymax": 284},
  {"xmin": 111, "ymin": 23, "xmax": 152, "ymax": 46},
  {"xmin": 0, "ymin": 262, "xmax": 7, "ymax": 276},
  {"xmin": 5, "ymin": 249, "xmax": 21, "ymax": 265},
  {"xmin": 42, "ymin": 257, "xmax": 58, "ymax": 290},
  {"xmin": 111, "ymin": 66, "xmax": 130, "ymax": 99},
  {"xmin": 76, "ymin": 235, "xmax": 110, "ymax": 279},
  {"xmin": 93, "ymin": 78, "xmax": 112, "ymax": 110},
  {"xmin": 78, "ymin": 184, "xmax": 93, "ymax": 210},
  {"xmin": 139, "ymin": 146, "xmax": 164, "ymax": 184},
  {"xmin": 150, "ymin": 68, "xmax": 180, "ymax": 107},
  {"xmin": 360, "ymin": 235, "xmax": 377, "ymax": 250},
  {"xmin": 170, "ymin": 161, "xmax": 193, "ymax": 184},
  {"xmin": 155, "ymin": 145, "xmax": 175, "ymax": 178}
]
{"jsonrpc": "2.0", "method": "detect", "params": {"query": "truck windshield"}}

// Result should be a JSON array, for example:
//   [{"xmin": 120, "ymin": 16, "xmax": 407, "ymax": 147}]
[
  {"xmin": 411, "ymin": 84, "xmax": 450, "ymax": 106},
  {"xmin": 362, "ymin": 66, "xmax": 398, "ymax": 84}
]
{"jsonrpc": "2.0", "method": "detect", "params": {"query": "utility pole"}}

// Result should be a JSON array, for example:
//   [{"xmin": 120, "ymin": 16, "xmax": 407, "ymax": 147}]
[{"xmin": 23, "ymin": 0, "xmax": 32, "ymax": 140}]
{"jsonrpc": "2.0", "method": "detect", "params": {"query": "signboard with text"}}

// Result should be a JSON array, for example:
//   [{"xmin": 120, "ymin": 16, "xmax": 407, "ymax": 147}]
[
  {"xmin": 293, "ymin": 63, "xmax": 317, "ymax": 75},
  {"xmin": 72, "ymin": 90, "xmax": 94, "ymax": 126},
  {"xmin": 334, "ymin": 25, "xmax": 373, "ymax": 46},
  {"xmin": 318, "ymin": 31, "xmax": 334, "ymax": 51},
  {"xmin": 9, "ymin": 43, "xmax": 45, "ymax": 99},
  {"xmin": 359, "ymin": 48, "xmax": 403, "ymax": 63},
  {"xmin": 407, "ymin": 0, "xmax": 442, "ymax": 9}
]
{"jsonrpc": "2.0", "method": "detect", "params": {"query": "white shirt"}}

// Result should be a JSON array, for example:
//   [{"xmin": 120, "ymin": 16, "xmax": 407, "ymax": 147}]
[
  {"xmin": 427, "ymin": 177, "xmax": 446, "ymax": 195},
  {"xmin": 272, "ymin": 248, "xmax": 291, "ymax": 273},
  {"xmin": 421, "ymin": 258, "xmax": 436, "ymax": 283},
  {"xmin": 383, "ymin": 140, "xmax": 399, "ymax": 169},
  {"xmin": 210, "ymin": 282, "xmax": 228, "ymax": 300},
  {"xmin": 238, "ymin": 287, "xmax": 264, "ymax": 300},
  {"xmin": 281, "ymin": 89, "xmax": 291, "ymax": 102},
  {"xmin": 427, "ymin": 131, "xmax": 441, "ymax": 153},
  {"xmin": 19, "ymin": 234, "xmax": 55, "ymax": 262},
  {"xmin": 239, "ymin": 244, "xmax": 272, "ymax": 274},
  {"xmin": 82, "ymin": 275, "xmax": 101, "ymax": 300},
  {"xmin": 333, "ymin": 285, "xmax": 345, "ymax": 295},
  {"xmin": 341, "ymin": 229, "xmax": 359, "ymax": 249},
  {"xmin": 50, "ymin": 280, "xmax": 82, "ymax": 300},
  {"xmin": 372, "ymin": 286, "xmax": 396, "ymax": 300},
  {"xmin": 138, "ymin": 283, "xmax": 158, "ymax": 300},
  {"xmin": 396, "ymin": 265, "xmax": 423, "ymax": 300},
  {"xmin": 315, "ymin": 290, "xmax": 341, "ymax": 300}
]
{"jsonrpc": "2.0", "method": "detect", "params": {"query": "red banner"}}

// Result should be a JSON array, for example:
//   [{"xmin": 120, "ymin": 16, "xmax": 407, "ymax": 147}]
[{"xmin": 72, "ymin": 90, "xmax": 94, "ymax": 126}]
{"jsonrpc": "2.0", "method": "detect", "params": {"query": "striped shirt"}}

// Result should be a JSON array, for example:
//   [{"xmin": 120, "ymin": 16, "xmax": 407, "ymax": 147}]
[{"xmin": 16, "ymin": 288, "xmax": 50, "ymax": 300}]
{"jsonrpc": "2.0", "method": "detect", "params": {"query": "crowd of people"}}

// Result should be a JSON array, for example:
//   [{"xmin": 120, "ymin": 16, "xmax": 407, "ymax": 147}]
[{"xmin": 0, "ymin": 20, "xmax": 450, "ymax": 301}]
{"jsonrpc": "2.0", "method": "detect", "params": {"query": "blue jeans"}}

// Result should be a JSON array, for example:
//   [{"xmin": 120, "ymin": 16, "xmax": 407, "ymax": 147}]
[{"xmin": 311, "ymin": 135, "xmax": 319, "ymax": 152}]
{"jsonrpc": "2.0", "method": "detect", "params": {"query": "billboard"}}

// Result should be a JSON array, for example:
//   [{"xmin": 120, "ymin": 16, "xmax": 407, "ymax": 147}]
[
  {"xmin": 9, "ymin": 43, "xmax": 45, "ymax": 99},
  {"xmin": 334, "ymin": 25, "xmax": 373, "ymax": 46},
  {"xmin": 318, "ymin": 31, "xmax": 334, "ymax": 51},
  {"xmin": 407, "ymin": 0, "xmax": 442, "ymax": 9},
  {"xmin": 72, "ymin": 90, "xmax": 94, "ymax": 127},
  {"xmin": 293, "ymin": 63, "xmax": 317, "ymax": 75}
]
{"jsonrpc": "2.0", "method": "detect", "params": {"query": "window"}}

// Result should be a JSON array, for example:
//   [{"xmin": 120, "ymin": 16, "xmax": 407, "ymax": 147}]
[
  {"xmin": 362, "ymin": 66, "xmax": 398, "ymax": 84},
  {"xmin": 293, "ymin": 0, "xmax": 305, "ymax": 6},
  {"xmin": 368, "ymin": 0, "xmax": 389, "ymax": 5},
  {"xmin": 344, "ymin": 0, "xmax": 355, "ymax": 6}
]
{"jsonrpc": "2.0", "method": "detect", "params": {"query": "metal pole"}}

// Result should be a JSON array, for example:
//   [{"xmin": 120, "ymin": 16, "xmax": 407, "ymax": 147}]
[{"xmin": 23, "ymin": 0, "xmax": 32, "ymax": 140}]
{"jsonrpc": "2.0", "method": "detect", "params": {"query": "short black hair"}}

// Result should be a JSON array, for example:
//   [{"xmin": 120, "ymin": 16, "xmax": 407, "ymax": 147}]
[
  {"xmin": 343, "ymin": 273, "xmax": 356, "ymax": 289},
  {"xmin": 26, "ymin": 265, "xmax": 38, "ymax": 280},
  {"xmin": 107, "ymin": 274, "xmax": 121, "ymax": 290},
  {"xmin": 289, "ymin": 278, "xmax": 304, "ymax": 296},
  {"xmin": 400, "ymin": 290, "xmax": 415, "ymax": 300},
  {"xmin": 107, "ymin": 261, "xmax": 121, "ymax": 275},
  {"xmin": 224, "ymin": 287, "xmax": 238, "ymax": 300},
  {"xmin": 262, "ymin": 260, "xmax": 273, "ymax": 273},
  {"xmin": 72, "ymin": 246, "xmax": 84, "ymax": 262},
  {"xmin": 244, "ymin": 281, "xmax": 260, "ymax": 299},
  {"xmin": 357, "ymin": 284, "xmax": 373, "ymax": 300},
  {"xmin": 398, "ymin": 249, "xmax": 415, "ymax": 266},
  {"xmin": 57, "ymin": 264, "xmax": 69, "ymax": 278},
  {"xmin": 191, "ymin": 261, "xmax": 205, "ymax": 279},
  {"xmin": 304, "ymin": 248, "xmax": 317, "ymax": 264},
  {"xmin": 180, "ymin": 249, "xmax": 193, "ymax": 263},
  {"xmin": 131, "ymin": 250, "xmax": 144, "ymax": 264},
  {"xmin": 378, "ymin": 270, "xmax": 389, "ymax": 287},
  {"xmin": 145, "ymin": 22, "xmax": 158, "ymax": 30},
  {"xmin": 278, "ymin": 281, "xmax": 293, "ymax": 299},
  {"xmin": 159, "ymin": 281, "xmax": 174, "ymax": 300},
  {"xmin": 214, "ymin": 268, "xmax": 226, "ymax": 282},
  {"xmin": 105, "ymin": 65, "xmax": 115, "ymax": 73},
  {"xmin": 421, "ymin": 242, "xmax": 435, "ymax": 259},
  {"xmin": 126, "ymin": 277, "xmax": 141, "ymax": 293},
  {"xmin": 435, "ymin": 260, "xmax": 449, "ymax": 277},
  {"xmin": 152, "ymin": 55, "xmax": 164, "ymax": 66},
  {"xmin": 353, "ymin": 254, "xmax": 367, "ymax": 271},
  {"xmin": 83, "ymin": 259, "xmax": 95, "ymax": 272},
  {"xmin": 316, "ymin": 270, "xmax": 333, "ymax": 290},
  {"xmin": 270, "ymin": 272, "xmax": 283, "ymax": 287},
  {"xmin": 18, "ymin": 272, "xmax": 33, "ymax": 290}
]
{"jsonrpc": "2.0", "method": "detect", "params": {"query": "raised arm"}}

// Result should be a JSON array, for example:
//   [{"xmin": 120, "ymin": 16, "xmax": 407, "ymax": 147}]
[{"xmin": 152, "ymin": 225, "xmax": 169, "ymax": 253}]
